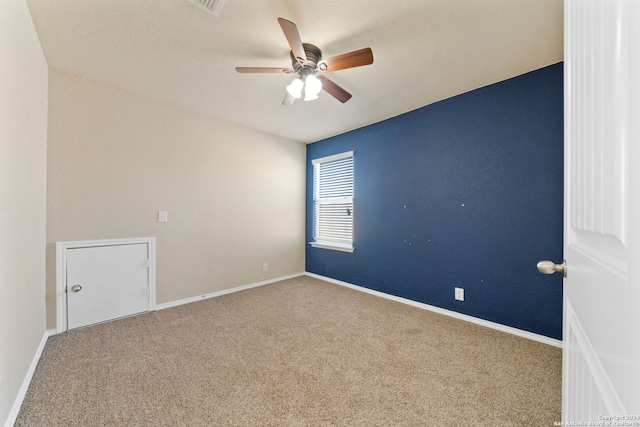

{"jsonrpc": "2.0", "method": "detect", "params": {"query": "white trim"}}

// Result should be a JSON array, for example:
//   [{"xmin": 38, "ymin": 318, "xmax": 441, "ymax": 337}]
[
  {"xmin": 4, "ymin": 329, "xmax": 55, "ymax": 427},
  {"xmin": 305, "ymin": 272, "xmax": 563, "ymax": 348},
  {"xmin": 56, "ymin": 237, "xmax": 157, "ymax": 333},
  {"xmin": 309, "ymin": 241, "xmax": 354, "ymax": 253},
  {"xmin": 311, "ymin": 150, "xmax": 354, "ymax": 165},
  {"xmin": 155, "ymin": 272, "xmax": 305, "ymax": 311}
]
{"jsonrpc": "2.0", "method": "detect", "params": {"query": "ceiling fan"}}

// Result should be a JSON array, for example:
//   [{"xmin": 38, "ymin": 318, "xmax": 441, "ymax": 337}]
[{"xmin": 235, "ymin": 18, "xmax": 374, "ymax": 105}]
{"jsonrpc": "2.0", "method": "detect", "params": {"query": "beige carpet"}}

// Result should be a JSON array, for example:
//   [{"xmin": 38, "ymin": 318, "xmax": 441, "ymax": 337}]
[{"xmin": 16, "ymin": 275, "xmax": 561, "ymax": 426}]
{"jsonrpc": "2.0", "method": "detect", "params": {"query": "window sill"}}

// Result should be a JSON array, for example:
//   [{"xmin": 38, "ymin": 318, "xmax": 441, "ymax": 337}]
[{"xmin": 309, "ymin": 241, "xmax": 354, "ymax": 253}]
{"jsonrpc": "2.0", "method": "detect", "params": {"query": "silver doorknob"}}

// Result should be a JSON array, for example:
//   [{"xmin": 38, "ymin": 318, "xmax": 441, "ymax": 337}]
[
  {"xmin": 71, "ymin": 284, "xmax": 82, "ymax": 292},
  {"xmin": 537, "ymin": 260, "xmax": 567, "ymax": 278}
]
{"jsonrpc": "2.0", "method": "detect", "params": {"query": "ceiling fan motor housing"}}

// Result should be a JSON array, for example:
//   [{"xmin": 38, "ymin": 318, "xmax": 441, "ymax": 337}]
[{"xmin": 291, "ymin": 43, "xmax": 322, "ymax": 71}]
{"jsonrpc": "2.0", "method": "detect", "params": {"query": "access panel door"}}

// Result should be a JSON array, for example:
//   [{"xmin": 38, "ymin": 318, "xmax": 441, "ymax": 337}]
[{"xmin": 66, "ymin": 243, "xmax": 150, "ymax": 330}]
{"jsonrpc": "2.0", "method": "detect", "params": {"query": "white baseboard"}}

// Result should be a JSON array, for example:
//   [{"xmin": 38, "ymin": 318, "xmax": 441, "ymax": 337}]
[
  {"xmin": 155, "ymin": 272, "xmax": 306, "ymax": 311},
  {"xmin": 305, "ymin": 272, "xmax": 563, "ymax": 348},
  {"xmin": 5, "ymin": 328, "xmax": 56, "ymax": 427}
]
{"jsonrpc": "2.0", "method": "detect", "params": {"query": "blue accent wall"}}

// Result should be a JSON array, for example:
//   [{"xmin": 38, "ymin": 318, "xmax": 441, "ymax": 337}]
[{"xmin": 306, "ymin": 63, "xmax": 564, "ymax": 340}]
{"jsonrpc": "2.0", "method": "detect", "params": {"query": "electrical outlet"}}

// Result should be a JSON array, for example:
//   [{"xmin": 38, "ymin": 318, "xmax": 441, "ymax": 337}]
[
  {"xmin": 455, "ymin": 287, "xmax": 464, "ymax": 301},
  {"xmin": 262, "ymin": 263, "xmax": 269, "ymax": 272}
]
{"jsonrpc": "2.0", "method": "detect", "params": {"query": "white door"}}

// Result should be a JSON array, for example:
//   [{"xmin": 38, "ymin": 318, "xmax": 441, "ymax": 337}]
[
  {"xmin": 66, "ymin": 243, "xmax": 150, "ymax": 329},
  {"xmin": 562, "ymin": 0, "xmax": 640, "ymax": 420}
]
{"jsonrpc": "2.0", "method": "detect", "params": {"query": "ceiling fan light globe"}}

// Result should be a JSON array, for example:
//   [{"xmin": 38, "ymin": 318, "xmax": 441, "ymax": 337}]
[
  {"xmin": 303, "ymin": 92, "xmax": 319, "ymax": 102},
  {"xmin": 305, "ymin": 74, "xmax": 323, "ymax": 97},
  {"xmin": 286, "ymin": 78, "xmax": 303, "ymax": 99}
]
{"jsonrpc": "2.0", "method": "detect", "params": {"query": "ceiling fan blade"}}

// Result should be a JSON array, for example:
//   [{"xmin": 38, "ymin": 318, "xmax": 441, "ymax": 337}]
[
  {"xmin": 278, "ymin": 18, "xmax": 307, "ymax": 65},
  {"xmin": 318, "ymin": 47, "xmax": 373, "ymax": 72},
  {"xmin": 318, "ymin": 76, "xmax": 352, "ymax": 103},
  {"xmin": 282, "ymin": 92, "xmax": 296, "ymax": 105},
  {"xmin": 235, "ymin": 67, "xmax": 294, "ymax": 73}
]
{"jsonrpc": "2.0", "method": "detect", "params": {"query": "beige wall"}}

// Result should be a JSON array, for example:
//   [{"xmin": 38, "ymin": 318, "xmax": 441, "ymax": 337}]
[
  {"xmin": 0, "ymin": 0, "xmax": 48, "ymax": 424},
  {"xmin": 46, "ymin": 70, "xmax": 306, "ymax": 328}
]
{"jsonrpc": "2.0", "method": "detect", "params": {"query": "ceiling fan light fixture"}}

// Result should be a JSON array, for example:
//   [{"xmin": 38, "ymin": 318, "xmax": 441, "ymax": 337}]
[
  {"xmin": 303, "ymin": 74, "xmax": 322, "ymax": 101},
  {"xmin": 303, "ymin": 92, "xmax": 319, "ymax": 102},
  {"xmin": 286, "ymin": 78, "xmax": 303, "ymax": 99}
]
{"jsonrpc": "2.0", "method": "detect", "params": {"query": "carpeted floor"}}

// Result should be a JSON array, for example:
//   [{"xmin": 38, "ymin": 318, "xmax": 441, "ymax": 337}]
[{"xmin": 16, "ymin": 275, "xmax": 561, "ymax": 426}]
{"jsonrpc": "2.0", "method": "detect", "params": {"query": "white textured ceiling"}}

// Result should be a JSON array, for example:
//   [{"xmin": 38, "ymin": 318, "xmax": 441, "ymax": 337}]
[{"xmin": 25, "ymin": 0, "xmax": 563, "ymax": 143}]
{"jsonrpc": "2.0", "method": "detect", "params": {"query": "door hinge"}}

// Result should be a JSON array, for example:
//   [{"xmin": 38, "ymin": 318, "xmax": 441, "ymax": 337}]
[{"xmin": 144, "ymin": 259, "xmax": 151, "ymax": 268}]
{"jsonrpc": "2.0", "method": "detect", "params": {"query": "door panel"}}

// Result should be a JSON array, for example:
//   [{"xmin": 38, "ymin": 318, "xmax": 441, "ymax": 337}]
[
  {"xmin": 564, "ymin": 0, "xmax": 640, "ymax": 420},
  {"xmin": 66, "ymin": 243, "xmax": 149, "ymax": 329}
]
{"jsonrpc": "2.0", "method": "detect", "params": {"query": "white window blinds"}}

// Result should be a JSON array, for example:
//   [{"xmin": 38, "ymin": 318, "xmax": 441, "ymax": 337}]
[{"xmin": 311, "ymin": 151, "xmax": 354, "ymax": 252}]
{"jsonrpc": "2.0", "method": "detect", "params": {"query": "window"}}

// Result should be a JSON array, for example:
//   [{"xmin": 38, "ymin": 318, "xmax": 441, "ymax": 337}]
[{"xmin": 310, "ymin": 151, "xmax": 354, "ymax": 252}]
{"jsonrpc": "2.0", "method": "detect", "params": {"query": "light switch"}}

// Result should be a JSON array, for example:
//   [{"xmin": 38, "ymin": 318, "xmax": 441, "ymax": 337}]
[{"xmin": 158, "ymin": 211, "xmax": 168, "ymax": 223}]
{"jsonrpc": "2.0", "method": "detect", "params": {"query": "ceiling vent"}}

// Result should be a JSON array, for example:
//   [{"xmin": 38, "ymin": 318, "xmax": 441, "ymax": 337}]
[{"xmin": 190, "ymin": 0, "xmax": 227, "ymax": 17}]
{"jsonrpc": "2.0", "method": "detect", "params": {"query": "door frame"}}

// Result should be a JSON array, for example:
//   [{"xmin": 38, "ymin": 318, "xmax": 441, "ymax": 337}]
[{"xmin": 56, "ymin": 237, "xmax": 156, "ymax": 333}]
